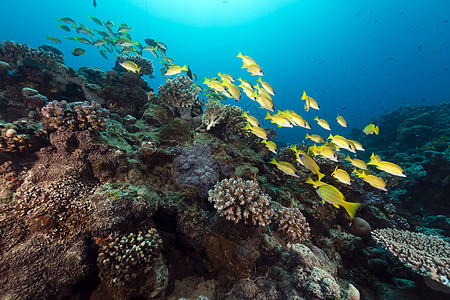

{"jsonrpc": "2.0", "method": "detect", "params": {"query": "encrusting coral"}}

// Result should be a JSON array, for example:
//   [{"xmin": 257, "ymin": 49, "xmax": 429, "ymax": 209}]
[
  {"xmin": 41, "ymin": 100, "xmax": 109, "ymax": 132},
  {"xmin": 372, "ymin": 228, "xmax": 450, "ymax": 292},
  {"xmin": 115, "ymin": 54, "xmax": 154, "ymax": 76},
  {"xmin": 208, "ymin": 178, "xmax": 273, "ymax": 226},
  {"xmin": 97, "ymin": 228, "xmax": 163, "ymax": 286}
]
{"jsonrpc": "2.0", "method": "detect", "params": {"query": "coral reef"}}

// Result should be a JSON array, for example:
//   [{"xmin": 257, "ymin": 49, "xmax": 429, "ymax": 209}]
[
  {"xmin": 372, "ymin": 228, "xmax": 450, "ymax": 292},
  {"xmin": 115, "ymin": 54, "xmax": 154, "ymax": 76},
  {"xmin": 41, "ymin": 100, "xmax": 109, "ymax": 132},
  {"xmin": 208, "ymin": 178, "xmax": 273, "ymax": 226},
  {"xmin": 0, "ymin": 119, "xmax": 47, "ymax": 152},
  {"xmin": 201, "ymin": 100, "xmax": 226, "ymax": 130}
]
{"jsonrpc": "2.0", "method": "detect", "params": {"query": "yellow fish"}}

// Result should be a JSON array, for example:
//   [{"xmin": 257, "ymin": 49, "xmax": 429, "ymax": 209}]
[
  {"xmin": 255, "ymin": 95, "xmax": 274, "ymax": 112},
  {"xmin": 363, "ymin": 124, "xmax": 379, "ymax": 135},
  {"xmin": 344, "ymin": 155, "xmax": 368, "ymax": 170},
  {"xmin": 270, "ymin": 157, "xmax": 299, "ymax": 178},
  {"xmin": 370, "ymin": 152, "xmax": 382, "ymax": 163},
  {"xmin": 308, "ymin": 144, "xmax": 321, "ymax": 156},
  {"xmin": 261, "ymin": 139, "xmax": 277, "ymax": 154},
  {"xmin": 244, "ymin": 123, "xmax": 267, "ymax": 139},
  {"xmin": 254, "ymin": 84, "xmax": 272, "ymax": 100},
  {"xmin": 317, "ymin": 145, "xmax": 338, "ymax": 162},
  {"xmin": 291, "ymin": 145, "xmax": 325, "ymax": 180},
  {"xmin": 119, "ymin": 61, "xmax": 141, "ymax": 73},
  {"xmin": 354, "ymin": 171, "xmax": 388, "ymax": 191},
  {"xmin": 222, "ymin": 81, "xmax": 241, "ymax": 101},
  {"xmin": 305, "ymin": 133, "xmax": 325, "ymax": 143},
  {"xmin": 327, "ymin": 134, "xmax": 356, "ymax": 153},
  {"xmin": 218, "ymin": 72, "xmax": 234, "ymax": 83},
  {"xmin": 257, "ymin": 77, "xmax": 275, "ymax": 96},
  {"xmin": 237, "ymin": 77, "xmax": 253, "ymax": 90},
  {"xmin": 265, "ymin": 111, "xmax": 292, "ymax": 127},
  {"xmin": 237, "ymin": 52, "xmax": 258, "ymax": 66},
  {"xmin": 242, "ymin": 112, "xmax": 259, "ymax": 127},
  {"xmin": 281, "ymin": 110, "xmax": 307, "ymax": 128},
  {"xmin": 165, "ymin": 64, "xmax": 188, "ymax": 76},
  {"xmin": 337, "ymin": 115, "xmax": 347, "ymax": 127},
  {"xmin": 241, "ymin": 85, "xmax": 256, "ymax": 100},
  {"xmin": 302, "ymin": 91, "xmax": 320, "ymax": 110},
  {"xmin": 315, "ymin": 184, "xmax": 361, "ymax": 218},
  {"xmin": 313, "ymin": 116, "xmax": 331, "ymax": 130},
  {"xmin": 305, "ymin": 176, "xmax": 327, "ymax": 188},
  {"xmin": 368, "ymin": 159, "xmax": 406, "ymax": 177},
  {"xmin": 46, "ymin": 36, "xmax": 61, "ymax": 44},
  {"xmin": 348, "ymin": 139, "xmax": 365, "ymax": 151},
  {"xmin": 245, "ymin": 64, "xmax": 264, "ymax": 76},
  {"xmin": 204, "ymin": 77, "xmax": 226, "ymax": 93},
  {"xmin": 331, "ymin": 166, "xmax": 351, "ymax": 185}
]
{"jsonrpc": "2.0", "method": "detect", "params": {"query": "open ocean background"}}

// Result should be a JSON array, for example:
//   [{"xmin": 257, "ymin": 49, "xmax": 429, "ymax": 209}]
[{"xmin": 1, "ymin": 0, "xmax": 449, "ymax": 144}]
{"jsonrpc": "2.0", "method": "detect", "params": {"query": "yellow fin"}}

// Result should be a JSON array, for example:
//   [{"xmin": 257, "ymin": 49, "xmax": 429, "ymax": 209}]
[{"xmin": 342, "ymin": 201, "xmax": 361, "ymax": 219}]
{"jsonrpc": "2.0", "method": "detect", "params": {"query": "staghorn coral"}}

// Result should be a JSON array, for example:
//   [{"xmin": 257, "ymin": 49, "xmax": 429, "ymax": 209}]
[
  {"xmin": 158, "ymin": 74, "xmax": 201, "ymax": 109},
  {"xmin": 202, "ymin": 100, "xmax": 226, "ymax": 130},
  {"xmin": 41, "ymin": 100, "xmax": 109, "ymax": 132},
  {"xmin": 273, "ymin": 207, "xmax": 310, "ymax": 244},
  {"xmin": 0, "ymin": 119, "xmax": 47, "ymax": 152},
  {"xmin": 97, "ymin": 228, "xmax": 163, "ymax": 286},
  {"xmin": 208, "ymin": 178, "xmax": 273, "ymax": 226},
  {"xmin": 372, "ymin": 228, "xmax": 450, "ymax": 292},
  {"xmin": 116, "ymin": 54, "xmax": 154, "ymax": 76}
]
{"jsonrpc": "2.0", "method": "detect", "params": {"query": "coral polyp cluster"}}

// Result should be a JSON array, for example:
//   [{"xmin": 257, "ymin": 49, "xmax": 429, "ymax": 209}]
[{"xmin": 97, "ymin": 228, "xmax": 163, "ymax": 286}]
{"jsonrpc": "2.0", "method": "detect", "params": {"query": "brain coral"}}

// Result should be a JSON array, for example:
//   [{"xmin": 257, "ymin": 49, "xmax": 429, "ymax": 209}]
[{"xmin": 208, "ymin": 178, "xmax": 273, "ymax": 226}]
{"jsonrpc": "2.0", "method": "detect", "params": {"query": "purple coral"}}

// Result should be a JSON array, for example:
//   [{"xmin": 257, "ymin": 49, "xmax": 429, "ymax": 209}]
[{"xmin": 41, "ymin": 100, "xmax": 109, "ymax": 132}]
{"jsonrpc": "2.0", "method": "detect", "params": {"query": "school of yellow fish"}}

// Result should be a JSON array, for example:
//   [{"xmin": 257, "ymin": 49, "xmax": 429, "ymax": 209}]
[{"xmin": 201, "ymin": 51, "xmax": 406, "ymax": 219}]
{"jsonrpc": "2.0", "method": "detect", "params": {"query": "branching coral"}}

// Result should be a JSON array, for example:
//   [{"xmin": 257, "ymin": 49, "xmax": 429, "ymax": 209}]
[
  {"xmin": 223, "ymin": 104, "xmax": 247, "ymax": 139},
  {"xmin": 208, "ymin": 178, "xmax": 273, "ymax": 226},
  {"xmin": 41, "ymin": 100, "xmax": 109, "ymax": 132},
  {"xmin": 116, "ymin": 54, "xmax": 154, "ymax": 76},
  {"xmin": 97, "ymin": 228, "xmax": 163, "ymax": 286},
  {"xmin": 158, "ymin": 74, "xmax": 201, "ymax": 109},
  {"xmin": 372, "ymin": 228, "xmax": 450, "ymax": 291},
  {"xmin": 202, "ymin": 100, "xmax": 226, "ymax": 130},
  {"xmin": 273, "ymin": 207, "xmax": 310, "ymax": 244}
]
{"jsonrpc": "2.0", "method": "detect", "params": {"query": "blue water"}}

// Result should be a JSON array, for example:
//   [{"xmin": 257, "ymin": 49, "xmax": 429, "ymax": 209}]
[{"xmin": 1, "ymin": 0, "xmax": 449, "ymax": 144}]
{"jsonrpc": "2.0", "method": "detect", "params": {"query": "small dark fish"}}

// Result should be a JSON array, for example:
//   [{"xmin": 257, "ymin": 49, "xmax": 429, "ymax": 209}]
[
  {"xmin": 93, "ymin": 0, "xmax": 97, "ymax": 8},
  {"xmin": 58, "ymin": 24, "xmax": 70, "ymax": 32},
  {"xmin": 186, "ymin": 65, "xmax": 192, "ymax": 80},
  {"xmin": 145, "ymin": 38, "xmax": 157, "ymax": 47},
  {"xmin": 72, "ymin": 48, "xmax": 86, "ymax": 56}
]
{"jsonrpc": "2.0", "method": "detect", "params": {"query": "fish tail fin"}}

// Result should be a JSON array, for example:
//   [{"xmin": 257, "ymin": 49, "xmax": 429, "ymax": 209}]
[
  {"xmin": 261, "ymin": 139, "xmax": 267, "ymax": 144},
  {"xmin": 269, "ymin": 157, "xmax": 277, "ymax": 165},
  {"xmin": 290, "ymin": 145, "xmax": 298, "ymax": 152},
  {"xmin": 327, "ymin": 133, "xmax": 333, "ymax": 140},
  {"xmin": 257, "ymin": 77, "xmax": 262, "ymax": 83},
  {"xmin": 317, "ymin": 172, "xmax": 325, "ymax": 181},
  {"xmin": 237, "ymin": 52, "xmax": 243, "ymax": 58},
  {"xmin": 374, "ymin": 126, "xmax": 379, "ymax": 135},
  {"xmin": 344, "ymin": 154, "xmax": 351, "ymax": 161},
  {"xmin": 265, "ymin": 111, "xmax": 271, "ymax": 120},
  {"xmin": 244, "ymin": 123, "xmax": 252, "ymax": 130},
  {"xmin": 313, "ymin": 115, "xmax": 319, "ymax": 121},
  {"xmin": 181, "ymin": 65, "xmax": 188, "ymax": 71},
  {"xmin": 242, "ymin": 111, "xmax": 248, "ymax": 117},
  {"xmin": 305, "ymin": 133, "xmax": 311, "ymax": 139},
  {"xmin": 305, "ymin": 176, "xmax": 315, "ymax": 185},
  {"xmin": 331, "ymin": 166, "xmax": 338, "ymax": 176},
  {"xmin": 343, "ymin": 201, "xmax": 361, "ymax": 219},
  {"xmin": 367, "ymin": 158, "xmax": 377, "ymax": 165},
  {"xmin": 302, "ymin": 91, "xmax": 307, "ymax": 100}
]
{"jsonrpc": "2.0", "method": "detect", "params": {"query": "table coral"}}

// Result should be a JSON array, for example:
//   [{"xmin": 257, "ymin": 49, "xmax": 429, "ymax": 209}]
[
  {"xmin": 372, "ymin": 228, "xmax": 450, "ymax": 292},
  {"xmin": 208, "ymin": 178, "xmax": 273, "ymax": 226}
]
